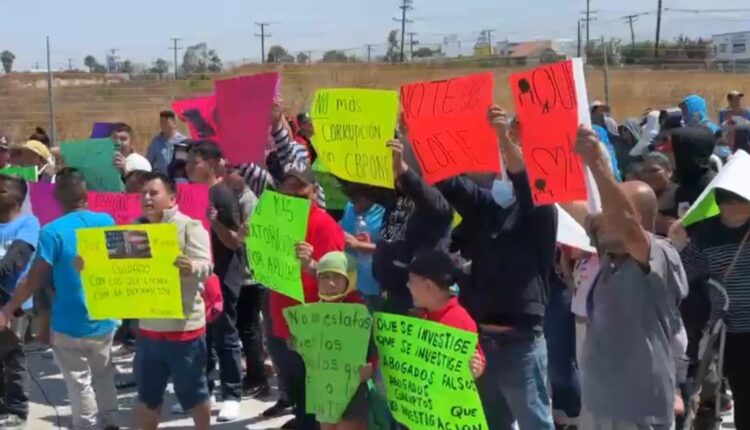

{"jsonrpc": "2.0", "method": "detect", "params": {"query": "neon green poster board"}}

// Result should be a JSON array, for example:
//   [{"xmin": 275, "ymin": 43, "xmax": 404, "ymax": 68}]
[{"xmin": 0, "ymin": 166, "xmax": 37, "ymax": 182}]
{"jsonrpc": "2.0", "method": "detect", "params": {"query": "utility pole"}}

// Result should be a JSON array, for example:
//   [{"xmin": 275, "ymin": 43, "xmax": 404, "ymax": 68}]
[
  {"xmin": 169, "ymin": 38, "xmax": 182, "ymax": 79},
  {"xmin": 46, "ymin": 36, "xmax": 56, "ymax": 145},
  {"xmin": 407, "ymin": 32, "xmax": 418, "ymax": 60},
  {"xmin": 624, "ymin": 14, "xmax": 638, "ymax": 49},
  {"xmin": 393, "ymin": 0, "xmax": 414, "ymax": 63},
  {"xmin": 107, "ymin": 48, "xmax": 119, "ymax": 72},
  {"xmin": 365, "ymin": 44, "xmax": 376, "ymax": 62},
  {"xmin": 483, "ymin": 29, "xmax": 496, "ymax": 56},
  {"xmin": 579, "ymin": 8, "xmax": 598, "ymax": 61},
  {"xmin": 255, "ymin": 23, "xmax": 271, "ymax": 63},
  {"xmin": 655, "ymin": 0, "xmax": 663, "ymax": 58},
  {"xmin": 577, "ymin": 20, "xmax": 582, "ymax": 57},
  {"xmin": 67, "ymin": 58, "xmax": 73, "ymax": 71}
]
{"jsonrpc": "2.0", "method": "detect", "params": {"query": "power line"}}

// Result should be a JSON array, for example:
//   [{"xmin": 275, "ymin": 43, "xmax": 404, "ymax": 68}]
[
  {"xmin": 580, "ymin": 6, "xmax": 598, "ymax": 60},
  {"xmin": 169, "ymin": 38, "xmax": 182, "ymax": 79},
  {"xmin": 365, "ymin": 44, "xmax": 376, "ymax": 62},
  {"xmin": 406, "ymin": 32, "xmax": 419, "ymax": 60},
  {"xmin": 482, "ymin": 29, "xmax": 496, "ymax": 55},
  {"xmin": 393, "ymin": 0, "xmax": 414, "ymax": 63},
  {"xmin": 255, "ymin": 23, "xmax": 272, "ymax": 63}
]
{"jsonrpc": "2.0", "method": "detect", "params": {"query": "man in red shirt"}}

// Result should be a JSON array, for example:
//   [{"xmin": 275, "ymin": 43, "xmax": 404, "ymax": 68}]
[{"xmin": 268, "ymin": 163, "xmax": 344, "ymax": 429}]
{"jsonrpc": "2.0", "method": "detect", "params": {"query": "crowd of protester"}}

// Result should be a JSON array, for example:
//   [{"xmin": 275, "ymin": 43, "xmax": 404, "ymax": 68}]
[{"xmin": 0, "ymin": 88, "xmax": 746, "ymax": 430}]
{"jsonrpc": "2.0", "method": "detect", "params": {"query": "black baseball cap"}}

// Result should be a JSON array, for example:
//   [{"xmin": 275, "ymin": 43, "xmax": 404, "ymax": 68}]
[
  {"xmin": 281, "ymin": 163, "xmax": 316, "ymax": 185},
  {"xmin": 408, "ymin": 250, "xmax": 457, "ymax": 290}
]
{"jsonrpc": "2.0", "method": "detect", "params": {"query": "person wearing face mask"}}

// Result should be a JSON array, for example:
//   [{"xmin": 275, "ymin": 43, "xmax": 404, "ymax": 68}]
[
  {"xmin": 575, "ymin": 126, "xmax": 688, "ymax": 430},
  {"xmin": 435, "ymin": 106, "xmax": 558, "ymax": 430},
  {"xmin": 670, "ymin": 188, "xmax": 750, "ymax": 430}
]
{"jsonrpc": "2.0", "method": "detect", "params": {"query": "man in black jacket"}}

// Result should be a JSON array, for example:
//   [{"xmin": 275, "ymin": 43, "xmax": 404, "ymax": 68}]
[{"xmin": 436, "ymin": 106, "xmax": 557, "ymax": 430}]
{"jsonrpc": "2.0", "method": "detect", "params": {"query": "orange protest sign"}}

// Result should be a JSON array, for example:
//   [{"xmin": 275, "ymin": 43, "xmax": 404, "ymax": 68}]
[
  {"xmin": 509, "ymin": 59, "xmax": 590, "ymax": 205},
  {"xmin": 400, "ymin": 73, "xmax": 500, "ymax": 184}
]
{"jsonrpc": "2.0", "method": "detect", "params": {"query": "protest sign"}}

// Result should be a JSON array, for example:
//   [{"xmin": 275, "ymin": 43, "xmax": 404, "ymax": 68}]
[
  {"xmin": 0, "ymin": 166, "xmax": 37, "ymax": 182},
  {"xmin": 312, "ymin": 159, "xmax": 348, "ymax": 210},
  {"xmin": 682, "ymin": 149, "xmax": 750, "ymax": 226},
  {"xmin": 400, "ymin": 73, "xmax": 500, "ymax": 184},
  {"xmin": 555, "ymin": 204, "xmax": 595, "ymax": 252},
  {"xmin": 373, "ymin": 313, "xmax": 487, "ymax": 430},
  {"xmin": 510, "ymin": 58, "xmax": 591, "ymax": 205},
  {"xmin": 172, "ymin": 95, "xmax": 219, "ymax": 141},
  {"xmin": 60, "ymin": 138, "xmax": 123, "ymax": 192},
  {"xmin": 284, "ymin": 303, "xmax": 372, "ymax": 423},
  {"xmin": 90, "ymin": 122, "xmax": 116, "ymax": 138},
  {"xmin": 77, "ymin": 223, "xmax": 183, "ymax": 319},
  {"xmin": 176, "ymin": 183, "xmax": 211, "ymax": 232},
  {"xmin": 88, "ymin": 192, "xmax": 141, "ymax": 225},
  {"xmin": 311, "ymin": 88, "xmax": 399, "ymax": 189},
  {"xmin": 215, "ymin": 72, "xmax": 280, "ymax": 165},
  {"xmin": 246, "ymin": 191, "xmax": 310, "ymax": 303},
  {"xmin": 29, "ymin": 183, "xmax": 62, "ymax": 225}
]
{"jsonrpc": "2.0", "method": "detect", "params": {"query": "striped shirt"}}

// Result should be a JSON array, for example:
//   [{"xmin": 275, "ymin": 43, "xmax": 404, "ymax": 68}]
[{"xmin": 681, "ymin": 217, "xmax": 750, "ymax": 332}]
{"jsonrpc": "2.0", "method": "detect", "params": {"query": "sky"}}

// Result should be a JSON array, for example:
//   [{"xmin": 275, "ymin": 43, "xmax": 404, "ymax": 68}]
[{"xmin": 3, "ymin": 0, "xmax": 750, "ymax": 71}]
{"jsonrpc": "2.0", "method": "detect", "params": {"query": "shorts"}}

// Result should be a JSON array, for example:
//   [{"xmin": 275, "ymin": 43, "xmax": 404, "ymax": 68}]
[
  {"xmin": 341, "ymin": 383, "xmax": 369, "ymax": 422},
  {"xmin": 134, "ymin": 335, "xmax": 209, "ymax": 411}
]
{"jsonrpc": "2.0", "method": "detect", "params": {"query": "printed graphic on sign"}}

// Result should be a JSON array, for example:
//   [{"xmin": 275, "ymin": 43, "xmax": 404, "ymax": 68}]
[
  {"xmin": 510, "ymin": 58, "xmax": 590, "ymax": 205},
  {"xmin": 401, "ymin": 73, "xmax": 500, "ymax": 184},
  {"xmin": 172, "ymin": 95, "xmax": 219, "ymax": 141}
]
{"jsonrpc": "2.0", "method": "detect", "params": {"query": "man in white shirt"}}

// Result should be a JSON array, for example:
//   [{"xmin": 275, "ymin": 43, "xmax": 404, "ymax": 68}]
[{"xmin": 111, "ymin": 123, "xmax": 152, "ymax": 175}]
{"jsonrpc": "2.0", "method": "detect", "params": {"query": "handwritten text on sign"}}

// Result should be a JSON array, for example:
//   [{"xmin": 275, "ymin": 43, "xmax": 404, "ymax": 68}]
[
  {"xmin": 373, "ymin": 313, "xmax": 487, "ymax": 430},
  {"xmin": 311, "ymin": 89, "xmax": 399, "ymax": 189},
  {"xmin": 246, "ymin": 191, "xmax": 310, "ymax": 303},
  {"xmin": 401, "ymin": 73, "xmax": 500, "ymax": 184},
  {"xmin": 510, "ymin": 59, "xmax": 588, "ymax": 205},
  {"xmin": 284, "ymin": 303, "xmax": 372, "ymax": 423},
  {"xmin": 77, "ymin": 224, "xmax": 183, "ymax": 320}
]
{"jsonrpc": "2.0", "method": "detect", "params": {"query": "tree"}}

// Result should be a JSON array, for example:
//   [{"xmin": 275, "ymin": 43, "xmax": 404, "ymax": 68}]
[
  {"xmin": 296, "ymin": 51, "xmax": 310, "ymax": 64},
  {"xmin": 207, "ymin": 50, "xmax": 223, "ymax": 73},
  {"xmin": 182, "ymin": 43, "xmax": 223, "ymax": 74},
  {"xmin": 84, "ymin": 55, "xmax": 100, "ymax": 73},
  {"xmin": 321, "ymin": 50, "xmax": 349, "ymax": 63},
  {"xmin": 412, "ymin": 47, "xmax": 436, "ymax": 58},
  {"xmin": 150, "ymin": 58, "xmax": 169, "ymax": 79},
  {"xmin": 384, "ymin": 30, "xmax": 401, "ymax": 63},
  {"xmin": 267, "ymin": 45, "xmax": 289, "ymax": 63},
  {"xmin": 118, "ymin": 60, "xmax": 134, "ymax": 74},
  {"xmin": 0, "ymin": 51, "xmax": 15, "ymax": 73}
]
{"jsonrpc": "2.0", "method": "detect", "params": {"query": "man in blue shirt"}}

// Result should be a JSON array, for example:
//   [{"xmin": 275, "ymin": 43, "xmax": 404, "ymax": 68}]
[
  {"xmin": 146, "ymin": 110, "xmax": 186, "ymax": 176},
  {"xmin": 0, "ymin": 168, "xmax": 120, "ymax": 430},
  {"xmin": 719, "ymin": 91, "xmax": 750, "ymax": 124},
  {"xmin": 0, "ymin": 173, "xmax": 40, "ymax": 429}
]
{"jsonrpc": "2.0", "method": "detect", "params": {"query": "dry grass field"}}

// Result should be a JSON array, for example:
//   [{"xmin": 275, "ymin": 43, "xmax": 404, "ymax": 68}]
[{"xmin": 0, "ymin": 63, "xmax": 746, "ymax": 153}]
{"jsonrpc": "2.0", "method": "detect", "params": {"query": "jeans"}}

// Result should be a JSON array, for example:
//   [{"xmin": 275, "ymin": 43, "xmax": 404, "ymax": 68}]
[
  {"xmin": 206, "ymin": 281, "xmax": 243, "ymax": 401},
  {"xmin": 725, "ymin": 332, "xmax": 750, "ymax": 430},
  {"xmin": 52, "ymin": 331, "xmax": 118, "ymax": 430},
  {"xmin": 237, "ymin": 285, "xmax": 267, "ymax": 386},
  {"xmin": 262, "ymin": 292, "xmax": 288, "ymax": 402},
  {"xmin": 543, "ymin": 284, "xmax": 581, "ymax": 421},
  {"xmin": 478, "ymin": 331, "xmax": 555, "ymax": 430},
  {"xmin": 0, "ymin": 316, "xmax": 29, "ymax": 419}
]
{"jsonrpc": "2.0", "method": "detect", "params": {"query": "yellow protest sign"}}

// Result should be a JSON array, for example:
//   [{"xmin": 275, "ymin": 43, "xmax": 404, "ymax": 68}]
[
  {"xmin": 311, "ymin": 88, "xmax": 399, "ymax": 189},
  {"xmin": 77, "ymin": 223, "xmax": 183, "ymax": 320}
]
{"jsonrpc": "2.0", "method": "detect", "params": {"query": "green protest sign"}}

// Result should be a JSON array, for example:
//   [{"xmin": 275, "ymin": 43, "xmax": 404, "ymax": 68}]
[
  {"xmin": 246, "ymin": 191, "xmax": 310, "ymax": 303},
  {"xmin": 373, "ymin": 312, "xmax": 488, "ymax": 430},
  {"xmin": 60, "ymin": 138, "xmax": 123, "ymax": 192},
  {"xmin": 312, "ymin": 159, "xmax": 348, "ymax": 210},
  {"xmin": 0, "ymin": 166, "xmax": 37, "ymax": 182},
  {"xmin": 284, "ymin": 303, "xmax": 373, "ymax": 423}
]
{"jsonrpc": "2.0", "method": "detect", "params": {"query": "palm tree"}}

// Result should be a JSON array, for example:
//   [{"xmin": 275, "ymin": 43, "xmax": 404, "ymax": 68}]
[{"xmin": 0, "ymin": 51, "xmax": 16, "ymax": 73}]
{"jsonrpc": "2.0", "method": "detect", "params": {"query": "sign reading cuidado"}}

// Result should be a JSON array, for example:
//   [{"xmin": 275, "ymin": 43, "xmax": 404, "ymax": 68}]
[
  {"xmin": 311, "ymin": 88, "xmax": 399, "ymax": 189},
  {"xmin": 284, "ymin": 303, "xmax": 372, "ymax": 423},
  {"xmin": 246, "ymin": 191, "xmax": 310, "ymax": 303},
  {"xmin": 373, "ymin": 312, "xmax": 487, "ymax": 430},
  {"xmin": 77, "ymin": 223, "xmax": 183, "ymax": 320}
]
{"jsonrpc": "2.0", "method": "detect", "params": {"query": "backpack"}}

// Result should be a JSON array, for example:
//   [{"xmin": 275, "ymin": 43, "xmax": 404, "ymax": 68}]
[{"xmin": 202, "ymin": 274, "xmax": 223, "ymax": 323}]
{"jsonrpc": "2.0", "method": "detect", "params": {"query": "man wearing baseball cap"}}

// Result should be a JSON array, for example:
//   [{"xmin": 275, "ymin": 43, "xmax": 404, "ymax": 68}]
[{"xmin": 719, "ymin": 90, "xmax": 750, "ymax": 124}]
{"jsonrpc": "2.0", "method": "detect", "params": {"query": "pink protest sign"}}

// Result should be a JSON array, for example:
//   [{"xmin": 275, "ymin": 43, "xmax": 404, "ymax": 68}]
[
  {"xmin": 215, "ymin": 72, "xmax": 280, "ymax": 164},
  {"xmin": 29, "ymin": 183, "xmax": 63, "ymax": 225},
  {"xmin": 87, "ymin": 192, "xmax": 142, "ymax": 225},
  {"xmin": 177, "ymin": 183, "xmax": 210, "ymax": 232},
  {"xmin": 172, "ymin": 95, "xmax": 219, "ymax": 141}
]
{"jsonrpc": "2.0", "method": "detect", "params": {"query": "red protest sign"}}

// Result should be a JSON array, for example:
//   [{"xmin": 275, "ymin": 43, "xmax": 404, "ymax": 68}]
[
  {"xmin": 172, "ymin": 94, "xmax": 219, "ymax": 141},
  {"xmin": 509, "ymin": 59, "xmax": 589, "ymax": 205},
  {"xmin": 215, "ymin": 72, "xmax": 280, "ymax": 165},
  {"xmin": 177, "ymin": 183, "xmax": 210, "ymax": 232},
  {"xmin": 400, "ymin": 73, "xmax": 500, "ymax": 184},
  {"xmin": 88, "ymin": 192, "xmax": 142, "ymax": 225}
]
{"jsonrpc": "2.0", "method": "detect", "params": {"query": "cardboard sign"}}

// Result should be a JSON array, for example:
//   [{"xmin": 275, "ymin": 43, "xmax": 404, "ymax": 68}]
[
  {"xmin": 176, "ymin": 183, "xmax": 210, "ymax": 232},
  {"xmin": 510, "ymin": 58, "xmax": 591, "ymax": 205},
  {"xmin": 88, "ymin": 192, "xmax": 141, "ymax": 225},
  {"xmin": 90, "ymin": 122, "xmax": 116, "ymax": 138},
  {"xmin": 373, "ymin": 313, "xmax": 488, "ymax": 430},
  {"xmin": 172, "ymin": 95, "xmax": 219, "ymax": 141},
  {"xmin": 401, "ymin": 73, "xmax": 500, "ymax": 184},
  {"xmin": 311, "ymin": 89, "xmax": 399, "ymax": 189},
  {"xmin": 284, "ymin": 303, "xmax": 373, "ymax": 423},
  {"xmin": 60, "ymin": 138, "xmax": 123, "ymax": 192},
  {"xmin": 77, "ymin": 223, "xmax": 183, "ymax": 319},
  {"xmin": 29, "ymin": 182, "xmax": 63, "ymax": 225},
  {"xmin": 246, "ymin": 191, "xmax": 310, "ymax": 302},
  {"xmin": 215, "ymin": 72, "xmax": 280, "ymax": 164},
  {"xmin": 0, "ymin": 166, "xmax": 37, "ymax": 182},
  {"xmin": 682, "ymin": 150, "xmax": 750, "ymax": 226}
]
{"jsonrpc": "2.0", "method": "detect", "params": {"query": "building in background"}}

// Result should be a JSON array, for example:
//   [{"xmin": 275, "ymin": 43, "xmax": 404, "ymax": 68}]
[
  {"xmin": 495, "ymin": 39, "xmax": 575, "ymax": 65},
  {"xmin": 712, "ymin": 31, "xmax": 750, "ymax": 63}
]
